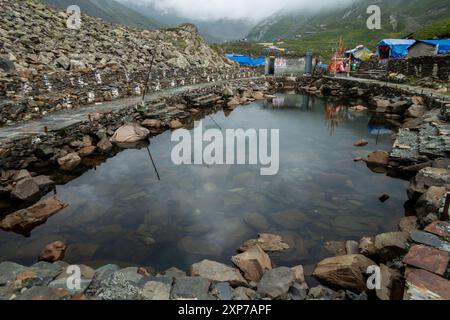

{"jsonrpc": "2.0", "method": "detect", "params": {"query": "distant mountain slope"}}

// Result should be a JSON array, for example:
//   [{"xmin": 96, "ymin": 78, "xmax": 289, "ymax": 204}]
[
  {"xmin": 116, "ymin": 0, "xmax": 256, "ymax": 43},
  {"xmin": 41, "ymin": 0, "xmax": 163, "ymax": 29},
  {"xmin": 248, "ymin": 0, "xmax": 449, "ymax": 42}
]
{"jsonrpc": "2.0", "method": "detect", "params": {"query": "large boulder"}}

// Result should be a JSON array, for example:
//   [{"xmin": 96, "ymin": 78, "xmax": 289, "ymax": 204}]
[
  {"xmin": 364, "ymin": 150, "xmax": 389, "ymax": 167},
  {"xmin": 406, "ymin": 104, "xmax": 427, "ymax": 118},
  {"xmin": 415, "ymin": 186, "xmax": 446, "ymax": 220},
  {"xmin": 257, "ymin": 267, "xmax": 295, "ymax": 299},
  {"xmin": 0, "ymin": 198, "xmax": 67, "ymax": 235},
  {"xmin": 408, "ymin": 167, "xmax": 450, "ymax": 198},
  {"xmin": 231, "ymin": 245, "xmax": 272, "ymax": 282},
  {"xmin": 110, "ymin": 123, "xmax": 150, "ymax": 144},
  {"xmin": 190, "ymin": 260, "xmax": 247, "ymax": 287},
  {"xmin": 312, "ymin": 254, "xmax": 376, "ymax": 292},
  {"xmin": 404, "ymin": 268, "xmax": 450, "ymax": 300},
  {"xmin": 57, "ymin": 153, "xmax": 81, "ymax": 171},
  {"xmin": 374, "ymin": 232, "xmax": 410, "ymax": 261}
]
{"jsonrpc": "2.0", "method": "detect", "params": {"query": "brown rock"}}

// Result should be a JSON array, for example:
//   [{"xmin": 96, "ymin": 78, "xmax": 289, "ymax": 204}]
[
  {"xmin": 190, "ymin": 259, "xmax": 247, "ymax": 287},
  {"xmin": 142, "ymin": 119, "xmax": 162, "ymax": 129},
  {"xmin": 97, "ymin": 137, "xmax": 113, "ymax": 153},
  {"xmin": 376, "ymin": 264, "xmax": 403, "ymax": 300},
  {"xmin": 78, "ymin": 146, "xmax": 96, "ymax": 157},
  {"xmin": 232, "ymin": 245, "xmax": 272, "ymax": 282},
  {"xmin": 364, "ymin": 150, "xmax": 389, "ymax": 166},
  {"xmin": 403, "ymin": 245, "xmax": 449, "ymax": 276},
  {"xmin": 11, "ymin": 178, "xmax": 40, "ymax": 201},
  {"xmin": 359, "ymin": 236, "xmax": 376, "ymax": 257},
  {"xmin": 404, "ymin": 268, "xmax": 450, "ymax": 300},
  {"xmin": 0, "ymin": 198, "xmax": 68, "ymax": 235},
  {"xmin": 415, "ymin": 186, "xmax": 446, "ymax": 219},
  {"xmin": 399, "ymin": 216, "xmax": 419, "ymax": 233},
  {"xmin": 324, "ymin": 241, "xmax": 347, "ymax": 256},
  {"xmin": 353, "ymin": 139, "xmax": 368, "ymax": 147},
  {"xmin": 110, "ymin": 123, "xmax": 150, "ymax": 144},
  {"xmin": 312, "ymin": 254, "xmax": 376, "ymax": 292},
  {"xmin": 406, "ymin": 104, "xmax": 426, "ymax": 118},
  {"xmin": 82, "ymin": 135, "xmax": 93, "ymax": 147},
  {"xmin": 425, "ymin": 221, "xmax": 450, "ymax": 240},
  {"xmin": 169, "ymin": 119, "xmax": 183, "ymax": 130},
  {"xmin": 291, "ymin": 265, "xmax": 308, "ymax": 289},
  {"xmin": 374, "ymin": 232, "xmax": 410, "ymax": 261},
  {"xmin": 39, "ymin": 241, "xmax": 67, "ymax": 263},
  {"xmin": 57, "ymin": 153, "xmax": 81, "ymax": 171},
  {"xmin": 239, "ymin": 233, "xmax": 289, "ymax": 253}
]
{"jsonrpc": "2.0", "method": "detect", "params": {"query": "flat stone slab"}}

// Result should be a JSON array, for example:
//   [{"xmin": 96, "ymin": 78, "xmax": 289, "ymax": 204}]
[
  {"xmin": 403, "ymin": 245, "xmax": 449, "ymax": 276},
  {"xmin": 425, "ymin": 221, "xmax": 450, "ymax": 240},
  {"xmin": 171, "ymin": 277, "xmax": 211, "ymax": 300},
  {"xmin": 410, "ymin": 231, "xmax": 450, "ymax": 253},
  {"xmin": 404, "ymin": 268, "xmax": 450, "ymax": 300},
  {"xmin": 390, "ymin": 129, "xmax": 420, "ymax": 162}
]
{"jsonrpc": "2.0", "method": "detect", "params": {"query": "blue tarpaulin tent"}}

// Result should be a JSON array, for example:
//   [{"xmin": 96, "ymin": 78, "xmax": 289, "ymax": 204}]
[
  {"xmin": 418, "ymin": 39, "xmax": 450, "ymax": 54},
  {"xmin": 378, "ymin": 39, "xmax": 416, "ymax": 58},
  {"xmin": 225, "ymin": 54, "xmax": 266, "ymax": 67}
]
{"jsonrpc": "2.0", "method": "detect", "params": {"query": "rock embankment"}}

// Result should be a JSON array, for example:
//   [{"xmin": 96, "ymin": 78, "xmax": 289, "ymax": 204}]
[{"xmin": 0, "ymin": 0, "xmax": 239, "ymax": 125}]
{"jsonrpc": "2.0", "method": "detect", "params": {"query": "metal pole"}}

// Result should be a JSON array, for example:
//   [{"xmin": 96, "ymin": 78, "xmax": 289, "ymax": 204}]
[
  {"xmin": 146, "ymin": 145, "xmax": 161, "ymax": 181},
  {"xmin": 142, "ymin": 50, "xmax": 155, "ymax": 104}
]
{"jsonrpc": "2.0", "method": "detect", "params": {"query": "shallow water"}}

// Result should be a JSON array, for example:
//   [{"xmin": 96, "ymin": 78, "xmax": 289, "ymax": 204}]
[{"xmin": 0, "ymin": 94, "xmax": 409, "ymax": 272}]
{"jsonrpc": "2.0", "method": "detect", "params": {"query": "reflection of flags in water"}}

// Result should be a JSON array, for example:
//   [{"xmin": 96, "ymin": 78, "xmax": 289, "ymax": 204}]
[
  {"xmin": 325, "ymin": 104, "xmax": 345, "ymax": 136},
  {"xmin": 368, "ymin": 124, "xmax": 392, "ymax": 135},
  {"xmin": 272, "ymin": 97, "xmax": 285, "ymax": 107}
]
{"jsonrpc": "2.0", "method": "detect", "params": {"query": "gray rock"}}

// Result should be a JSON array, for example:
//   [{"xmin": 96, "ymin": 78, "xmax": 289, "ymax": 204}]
[
  {"xmin": 211, "ymin": 282, "xmax": 235, "ymax": 300},
  {"xmin": 0, "ymin": 286, "xmax": 18, "ymax": 300},
  {"xmin": 29, "ymin": 261, "xmax": 64, "ymax": 285},
  {"xmin": 95, "ymin": 272, "xmax": 142, "ymax": 300},
  {"xmin": 113, "ymin": 267, "xmax": 143, "ymax": 284},
  {"xmin": 289, "ymin": 283, "xmax": 307, "ymax": 300},
  {"xmin": 346, "ymin": 240, "xmax": 359, "ymax": 255},
  {"xmin": 171, "ymin": 277, "xmax": 211, "ymax": 300},
  {"xmin": 307, "ymin": 285, "xmax": 339, "ymax": 300},
  {"xmin": 94, "ymin": 264, "xmax": 120, "ymax": 281},
  {"xmin": 233, "ymin": 287, "xmax": 256, "ymax": 300},
  {"xmin": 33, "ymin": 175, "xmax": 55, "ymax": 192},
  {"xmin": 138, "ymin": 275, "xmax": 173, "ymax": 288},
  {"xmin": 410, "ymin": 231, "xmax": 450, "ymax": 253},
  {"xmin": 14, "ymin": 286, "xmax": 72, "ymax": 300},
  {"xmin": 0, "ymin": 261, "xmax": 28, "ymax": 283},
  {"xmin": 164, "ymin": 267, "xmax": 186, "ymax": 278},
  {"xmin": 141, "ymin": 281, "xmax": 171, "ymax": 300},
  {"xmin": 48, "ymin": 277, "xmax": 92, "ymax": 294},
  {"xmin": 257, "ymin": 267, "xmax": 295, "ymax": 299}
]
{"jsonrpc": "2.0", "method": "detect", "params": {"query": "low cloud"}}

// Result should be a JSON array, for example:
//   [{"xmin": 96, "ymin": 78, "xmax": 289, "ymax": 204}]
[{"xmin": 120, "ymin": 0, "xmax": 357, "ymax": 21}]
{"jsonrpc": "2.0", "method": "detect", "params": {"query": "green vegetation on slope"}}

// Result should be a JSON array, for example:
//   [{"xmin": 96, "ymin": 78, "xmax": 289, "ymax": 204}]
[{"xmin": 413, "ymin": 18, "xmax": 450, "ymax": 39}]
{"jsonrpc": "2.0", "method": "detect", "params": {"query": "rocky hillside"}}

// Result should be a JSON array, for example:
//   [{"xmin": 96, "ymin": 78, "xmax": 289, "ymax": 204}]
[
  {"xmin": 248, "ymin": 0, "xmax": 449, "ymax": 41},
  {"xmin": 41, "ymin": 0, "xmax": 163, "ymax": 30},
  {"xmin": 0, "ymin": 0, "xmax": 234, "ymax": 78},
  {"xmin": 0, "ymin": 0, "xmax": 236, "ymax": 125}
]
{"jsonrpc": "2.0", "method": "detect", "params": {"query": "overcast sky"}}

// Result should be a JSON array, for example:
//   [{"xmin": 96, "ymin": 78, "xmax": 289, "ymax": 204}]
[{"xmin": 121, "ymin": 0, "xmax": 356, "ymax": 21}]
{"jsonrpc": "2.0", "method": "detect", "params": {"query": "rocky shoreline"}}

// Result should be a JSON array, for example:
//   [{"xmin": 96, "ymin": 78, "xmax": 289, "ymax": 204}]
[{"xmin": 1, "ymin": 75, "xmax": 450, "ymax": 300}]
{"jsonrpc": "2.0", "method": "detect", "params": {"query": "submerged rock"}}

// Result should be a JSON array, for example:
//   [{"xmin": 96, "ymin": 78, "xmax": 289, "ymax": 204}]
[
  {"xmin": 0, "ymin": 198, "xmax": 68, "ymax": 235},
  {"xmin": 238, "ymin": 233, "xmax": 290, "ymax": 253},
  {"xmin": 38, "ymin": 241, "xmax": 66, "ymax": 263}
]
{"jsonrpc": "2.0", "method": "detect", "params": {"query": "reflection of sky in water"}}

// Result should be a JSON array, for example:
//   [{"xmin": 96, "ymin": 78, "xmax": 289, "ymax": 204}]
[{"xmin": 0, "ymin": 94, "xmax": 409, "ymax": 272}]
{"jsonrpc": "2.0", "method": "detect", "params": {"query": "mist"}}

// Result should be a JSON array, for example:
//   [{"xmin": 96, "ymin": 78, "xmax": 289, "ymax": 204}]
[{"xmin": 118, "ymin": 0, "xmax": 358, "ymax": 21}]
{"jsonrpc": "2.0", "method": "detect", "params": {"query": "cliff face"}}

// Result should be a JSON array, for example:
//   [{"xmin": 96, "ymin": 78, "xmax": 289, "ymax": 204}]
[{"xmin": 0, "ymin": 0, "xmax": 234, "ymax": 79}]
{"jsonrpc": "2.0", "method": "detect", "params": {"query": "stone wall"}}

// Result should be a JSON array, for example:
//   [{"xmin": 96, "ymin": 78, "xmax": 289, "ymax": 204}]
[
  {"xmin": 387, "ymin": 56, "xmax": 449, "ymax": 81},
  {"xmin": 0, "ymin": 66, "xmax": 260, "ymax": 126}
]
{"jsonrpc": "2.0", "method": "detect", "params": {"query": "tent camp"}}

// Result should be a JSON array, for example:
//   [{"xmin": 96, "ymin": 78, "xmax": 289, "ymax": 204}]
[
  {"xmin": 407, "ymin": 39, "xmax": 450, "ymax": 57},
  {"xmin": 378, "ymin": 39, "xmax": 416, "ymax": 59},
  {"xmin": 225, "ymin": 54, "xmax": 266, "ymax": 67},
  {"xmin": 345, "ymin": 45, "xmax": 374, "ymax": 62}
]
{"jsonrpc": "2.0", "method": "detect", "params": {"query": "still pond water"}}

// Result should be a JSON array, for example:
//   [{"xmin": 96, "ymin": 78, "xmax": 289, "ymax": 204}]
[{"xmin": 0, "ymin": 94, "xmax": 409, "ymax": 272}]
